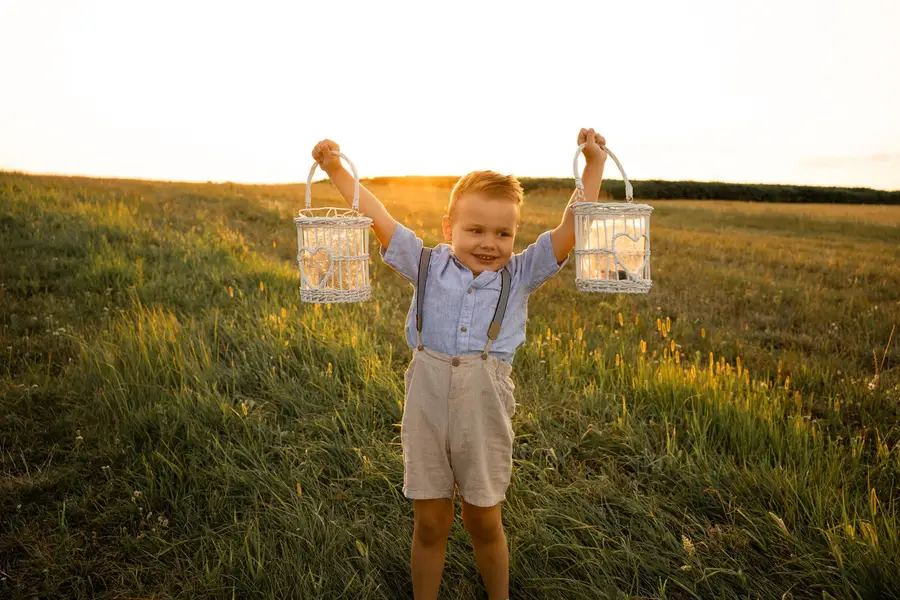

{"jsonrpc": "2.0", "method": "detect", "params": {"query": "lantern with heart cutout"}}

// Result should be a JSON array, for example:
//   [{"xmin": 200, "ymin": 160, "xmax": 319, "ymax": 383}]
[
  {"xmin": 294, "ymin": 151, "xmax": 373, "ymax": 303},
  {"xmin": 571, "ymin": 144, "xmax": 653, "ymax": 294}
]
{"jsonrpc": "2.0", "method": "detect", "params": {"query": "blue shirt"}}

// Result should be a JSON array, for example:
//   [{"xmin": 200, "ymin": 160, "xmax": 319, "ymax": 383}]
[{"xmin": 379, "ymin": 222, "xmax": 569, "ymax": 364}]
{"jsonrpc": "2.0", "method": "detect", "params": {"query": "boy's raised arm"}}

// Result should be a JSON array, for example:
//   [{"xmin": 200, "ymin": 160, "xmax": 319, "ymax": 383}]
[
  {"xmin": 549, "ymin": 128, "xmax": 607, "ymax": 264},
  {"xmin": 311, "ymin": 139, "xmax": 398, "ymax": 249}
]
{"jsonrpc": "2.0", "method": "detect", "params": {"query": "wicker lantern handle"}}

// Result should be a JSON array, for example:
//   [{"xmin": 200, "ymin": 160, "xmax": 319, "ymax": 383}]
[
  {"xmin": 573, "ymin": 144, "xmax": 634, "ymax": 202},
  {"xmin": 306, "ymin": 150, "xmax": 361, "ymax": 211}
]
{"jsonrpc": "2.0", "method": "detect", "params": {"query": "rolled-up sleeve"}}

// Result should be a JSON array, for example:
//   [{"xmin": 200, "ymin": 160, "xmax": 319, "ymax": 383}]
[
  {"xmin": 510, "ymin": 230, "xmax": 569, "ymax": 292},
  {"xmin": 379, "ymin": 222, "xmax": 424, "ymax": 284}
]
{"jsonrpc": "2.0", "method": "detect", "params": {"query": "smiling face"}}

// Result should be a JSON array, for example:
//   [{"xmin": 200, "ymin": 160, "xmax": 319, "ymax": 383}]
[{"xmin": 441, "ymin": 192, "xmax": 519, "ymax": 275}]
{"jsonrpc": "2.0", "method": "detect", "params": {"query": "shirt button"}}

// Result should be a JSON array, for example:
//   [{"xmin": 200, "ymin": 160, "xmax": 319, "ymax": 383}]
[
  {"xmin": 451, "ymin": 357, "xmax": 460, "ymax": 366},
  {"xmin": 460, "ymin": 327, "xmax": 467, "ymax": 333},
  {"xmin": 467, "ymin": 289, "xmax": 472, "ymax": 294}
]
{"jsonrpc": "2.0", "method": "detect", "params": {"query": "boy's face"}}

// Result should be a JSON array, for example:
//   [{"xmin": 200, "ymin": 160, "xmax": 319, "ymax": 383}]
[{"xmin": 441, "ymin": 193, "xmax": 519, "ymax": 276}]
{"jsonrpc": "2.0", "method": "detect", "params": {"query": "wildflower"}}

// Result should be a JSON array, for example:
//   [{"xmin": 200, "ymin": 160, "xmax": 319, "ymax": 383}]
[
  {"xmin": 681, "ymin": 535, "xmax": 695, "ymax": 555},
  {"xmin": 133, "ymin": 490, "xmax": 142, "ymax": 499}
]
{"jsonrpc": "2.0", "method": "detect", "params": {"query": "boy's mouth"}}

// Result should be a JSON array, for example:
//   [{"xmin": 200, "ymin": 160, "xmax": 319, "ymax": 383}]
[{"xmin": 473, "ymin": 253, "xmax": 497, "ymax": 264}]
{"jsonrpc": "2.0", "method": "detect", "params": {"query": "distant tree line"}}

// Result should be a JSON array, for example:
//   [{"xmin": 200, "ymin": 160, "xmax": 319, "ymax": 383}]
[
  {"xmin": 359, "ymin": 176, "xmax": 900, "ymax": 205},
  {"xmin": 520, "ymin": 178, "xmax": 900, "ymax": 204}
]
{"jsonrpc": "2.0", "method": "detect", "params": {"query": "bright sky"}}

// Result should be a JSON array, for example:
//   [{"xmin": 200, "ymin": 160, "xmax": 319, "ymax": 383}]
[{"xmin": 1, "ymin": 0, "xmax": 898, "ymax": 190}]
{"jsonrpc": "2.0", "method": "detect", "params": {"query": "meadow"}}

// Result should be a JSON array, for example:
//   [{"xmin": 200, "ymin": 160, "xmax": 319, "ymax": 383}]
[{"xmin": 1, "ymin": 171, "xmax": 899, "ymax": 599}]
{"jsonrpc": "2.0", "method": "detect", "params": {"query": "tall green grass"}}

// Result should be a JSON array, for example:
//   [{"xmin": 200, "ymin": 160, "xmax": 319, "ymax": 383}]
[{"xmin": 1, "ymin": 171, "xmax": 899, "ymax": 599}]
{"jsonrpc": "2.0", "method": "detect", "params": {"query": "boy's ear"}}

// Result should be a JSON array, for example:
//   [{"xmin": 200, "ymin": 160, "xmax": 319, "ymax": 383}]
[{"xmin": 441, "ymin": 215, "xmax": 452, "ymax": 241}]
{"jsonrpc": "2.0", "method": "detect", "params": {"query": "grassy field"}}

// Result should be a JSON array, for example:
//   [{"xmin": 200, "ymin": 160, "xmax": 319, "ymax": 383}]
[{"xmin": 1, "ymin": 171, "xmax": 899, "ymax": 599}]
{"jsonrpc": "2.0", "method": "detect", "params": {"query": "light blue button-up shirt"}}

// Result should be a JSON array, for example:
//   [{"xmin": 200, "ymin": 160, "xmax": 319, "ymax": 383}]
[{"xmin": 379, "ymin": 222, "xmax": 569, "ymax": 364}]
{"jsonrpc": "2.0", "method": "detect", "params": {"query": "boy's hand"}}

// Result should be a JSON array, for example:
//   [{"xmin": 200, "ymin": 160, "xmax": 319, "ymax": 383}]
[
  {"xmin": 578, "ymin": 128, "xmax": 607, "ymax": 164},
  {"xmin": 311, "ymin": 139, "xmax": 344, "ymax": 173}
]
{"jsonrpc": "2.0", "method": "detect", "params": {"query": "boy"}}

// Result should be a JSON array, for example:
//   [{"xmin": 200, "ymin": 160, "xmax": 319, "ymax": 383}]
[{"xmin": 311, "ymin": 129, "xmax": 607, "ymax": 600}]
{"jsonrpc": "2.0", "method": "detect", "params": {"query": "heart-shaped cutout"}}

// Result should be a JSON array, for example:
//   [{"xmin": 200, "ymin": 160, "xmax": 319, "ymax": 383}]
[
  {"xmin": 298, "ymin": 246, "xmax": 334, "ymax": 289},
  {"xmin": 611, "ymin": 232, "xmax": 648, "ymax": 280}
]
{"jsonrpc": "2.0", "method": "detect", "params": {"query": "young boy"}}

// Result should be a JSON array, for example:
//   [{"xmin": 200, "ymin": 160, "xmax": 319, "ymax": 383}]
[{"xmin": 311, "ymin": 129, "xmax": 607, "ymax": 600}]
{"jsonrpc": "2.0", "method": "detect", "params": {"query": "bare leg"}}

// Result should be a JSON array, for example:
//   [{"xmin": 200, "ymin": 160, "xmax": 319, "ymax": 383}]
[
  {"xmin": 461, "ymin": 496, "xmax": 509, "ymax": 600},
  {"xmin": 411, "ymin": 498, "xmax": 455, "ymax": 600}
]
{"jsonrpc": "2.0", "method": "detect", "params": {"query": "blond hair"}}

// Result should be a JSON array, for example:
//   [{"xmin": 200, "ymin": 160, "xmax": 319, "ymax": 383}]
[{"xmin": 447, "ymin": 170, "xmax": 523, "ymax": 221}]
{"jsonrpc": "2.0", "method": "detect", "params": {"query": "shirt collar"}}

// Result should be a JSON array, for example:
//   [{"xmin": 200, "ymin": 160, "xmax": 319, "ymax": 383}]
[{"xmin": 449, "ymin": 250, "xmax": 503, "ymax": 289}]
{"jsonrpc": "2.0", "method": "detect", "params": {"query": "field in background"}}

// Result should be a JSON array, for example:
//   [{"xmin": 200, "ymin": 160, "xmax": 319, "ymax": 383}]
[{"xmin": 1, "ymin": 171, "xmax": 899, "ymax": 599}]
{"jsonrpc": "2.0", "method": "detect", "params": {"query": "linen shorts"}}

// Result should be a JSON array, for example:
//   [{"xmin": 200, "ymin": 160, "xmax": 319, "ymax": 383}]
[{"xmin": 401, "ymin": 347, "xmax": 517, "ymax": 508}]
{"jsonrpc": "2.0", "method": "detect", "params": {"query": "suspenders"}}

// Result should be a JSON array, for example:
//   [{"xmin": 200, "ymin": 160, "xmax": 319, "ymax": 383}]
[{"xmin": 415, "ymin": 247, "xmax": 511, "ymax": 360}]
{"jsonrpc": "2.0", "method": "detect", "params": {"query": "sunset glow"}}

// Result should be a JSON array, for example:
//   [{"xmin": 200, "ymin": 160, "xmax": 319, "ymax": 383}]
[{"xmin": 1, "ymin": 0, "xmax": 898, "ymax": 189}]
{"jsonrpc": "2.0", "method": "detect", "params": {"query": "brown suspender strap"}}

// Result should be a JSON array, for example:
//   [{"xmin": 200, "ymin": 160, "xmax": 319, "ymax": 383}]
[
  {"xmin": 415, "ymin": 247, "xmax": 432, "ymax": 349},
  {"xmin": 487, "ymin": 267, "xmax": 511, "ymax": 341},
  {"xmin": 481, "ymin": 267, "xmax": 511, "ymax": 359}
]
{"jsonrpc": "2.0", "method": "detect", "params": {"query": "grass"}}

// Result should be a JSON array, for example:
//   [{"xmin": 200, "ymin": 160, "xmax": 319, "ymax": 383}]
[{"xmin": 1, "ymin": 171, "xmax": 899, "ymax": 599}]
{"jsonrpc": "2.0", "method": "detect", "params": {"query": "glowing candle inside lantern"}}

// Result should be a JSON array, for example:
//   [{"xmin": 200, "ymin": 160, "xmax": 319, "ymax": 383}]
[
  {"xmin": 586, "ymin": 216, "xmax": 646, "ymax": 280},
  {"xmin": 301, "ymin": 227, "xmax": 368, "ymax": 290}
]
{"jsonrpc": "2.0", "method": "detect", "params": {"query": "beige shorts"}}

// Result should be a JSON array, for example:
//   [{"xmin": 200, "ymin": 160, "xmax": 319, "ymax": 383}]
[{"xmin": 401, "ymin": 347, "xmax": 516, "ymax": 508}]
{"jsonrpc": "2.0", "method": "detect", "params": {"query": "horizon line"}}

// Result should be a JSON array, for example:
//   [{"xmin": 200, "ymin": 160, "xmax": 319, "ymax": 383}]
[{"xmin": 2, "ymin": 167, "xmax": 898, "ymax": 194}]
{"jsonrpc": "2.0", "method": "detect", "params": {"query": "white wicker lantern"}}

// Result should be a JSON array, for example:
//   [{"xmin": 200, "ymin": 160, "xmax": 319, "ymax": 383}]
[
  {"xmin": 294, "ymin": 151, "xmax": 373, "ymax": 303},
  {"xmin": 571, "ymin": 144, "xmax": 653, "ymax": 294}
]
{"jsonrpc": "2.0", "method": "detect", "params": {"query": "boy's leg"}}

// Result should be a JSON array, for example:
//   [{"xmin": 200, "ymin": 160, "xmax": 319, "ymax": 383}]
[
  {"xmin": 460, "ymin": 496, "xmax": 509, "ymax": 600},
  {"xmin": 412, "ymin": 498, "xmax": 455, "ymax": 600}
]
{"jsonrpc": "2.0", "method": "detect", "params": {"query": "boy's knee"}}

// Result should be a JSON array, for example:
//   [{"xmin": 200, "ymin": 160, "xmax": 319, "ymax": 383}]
[
  {"xmin": 461, "ymin": 502, "xmax": 503, "ymax": 543},
  {"xmin": 414, "ymin": 500, "xmax": 454, "ymax": 545}
]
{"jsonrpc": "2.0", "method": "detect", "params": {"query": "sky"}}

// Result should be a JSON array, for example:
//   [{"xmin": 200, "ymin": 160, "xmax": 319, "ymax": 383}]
[{"xmin": 1, "ymin": 0, "xmax": 899, "ymax": 190}]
